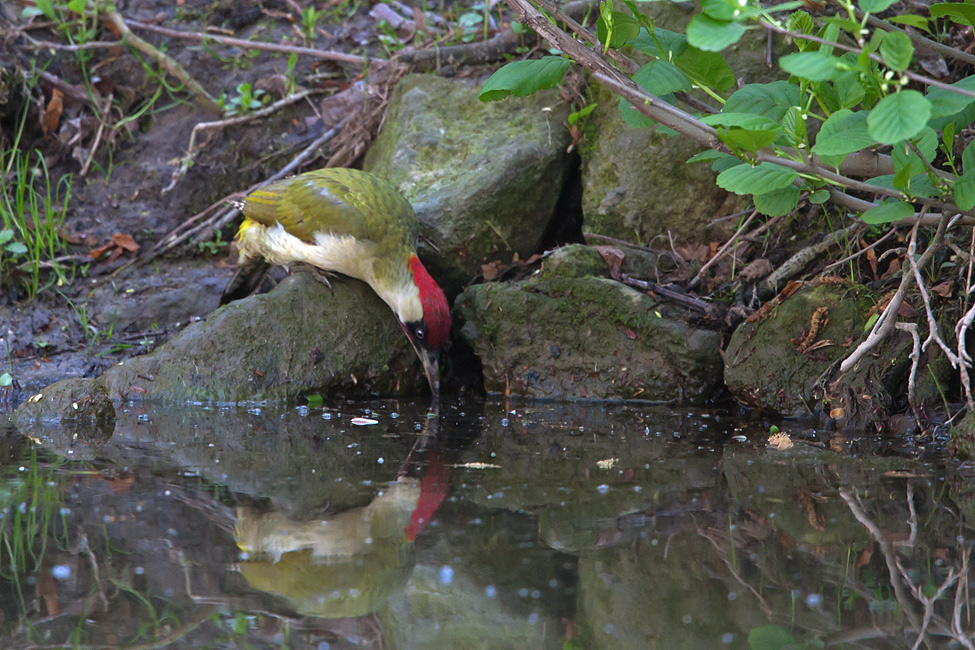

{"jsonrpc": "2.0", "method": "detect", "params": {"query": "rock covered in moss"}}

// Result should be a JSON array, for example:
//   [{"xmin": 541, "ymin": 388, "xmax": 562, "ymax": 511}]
[
  {"xmin": 456, "ymin": 272, "xmax": 723, "ymax": 402},
  {"xmin": 13, "ymin": 273, "xmax": 427, "ymax": 416},
  {"xmin": 13, "ymin": 377, "xmax": 115, "ymax": 428},
  {"xmin": 724, "ymin": 281, "xmax": 949, "ymax": 425},
  {"xmin": 364, "ymin": 74, "xmax": 573, "ymax": 293}
]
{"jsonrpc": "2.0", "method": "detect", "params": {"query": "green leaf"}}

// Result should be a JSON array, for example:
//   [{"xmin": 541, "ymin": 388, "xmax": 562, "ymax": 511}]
[
  {"xmin": 867, "ymin": 173, "xmax": 939, "ymax": 198},
  {"xmin": 479, "ymin": 57, "xmax": 570, "ymax": 101},
  {"xmin": 723, "ymin": 81, "xmax": 799, "ymax": 121},
  {"xmin": 67, "ymin": 0, "xmax": 86, "ymax": 13},
  {"xmin": 719, "ymin": 129, "xmax": 779, "ymax": 152},
  {"xmin": 633, "ymin": 59, "xmax": 692, "ymax": 96},
  {"xmin": 930, "ymin": 2, "xmax": 975, "ymax": 26},
  {"xmin": 963, "ymin": 140, "xmax": 975, "ymax": 173},
  {"xmin": 568, "ymin": 103, "xmax": 598, "ymax": 125},
  {"xmin": 812, "ymin": 110, "xmax": 874, "ymax": 156},
  {"xmin": 748, "ymin": 625, "xmax": 794, "ymax": 650},
  {"xmin": 867, "ymin": 91, "xmax": 931, "ymax": 144},
  {"xmin": 831, "ymin": 71, "xmax": 866, "ymax": 109},
  {"xmin": 809, "ymin": 189, "xmax": 831, "ymax": 203},
  {"xmin": 887, "ymin": 15, "xmax": 931, "ymax": 32},
  {"xmin": 880, "ymin": 32, "xmax": 914, "ymax": 71},
  {"xmin": 717, "ymin": 162, "xmax": 798, "ymax": 195},
  {"xmin": 702, "ymin": 113, "xmax": 781, "ymax": 130},
  {"xmin": 702, "ymin": 0, "xmax": 739, "ymax": 21},
  {"xmin": 858, "ymin": 0, "xmax": 899, "ymax": 12},
  {"xmin": 0, "ymin": 372, "xmax": 11, "ymax": 388},
  {"xmin": 955, "ymin": 173, "xmax": 975, "ymax": 211},
  {"xmin": 597, "ymin": 11, "xmax": 641, "ymax": 49},
  {"xmin": 713, "ymin": 156, "xmax": 744, "ymax": 172},
  {"xmin": 925, "ymin": 75, "xmax": 975, "ymax": 119},
  {"xmin": 674, "ymin": 47, "xmax": 736, "ymax": 91},
  {"xmin": 779, "ymin": 52, "xmax": 846, "ymax": 82},
  {"xmin": 861, "ymin": 200, "xmax": 915, "ymax": 224},
  {"xmin": 0, "ymin": 230, "xmax": 12, "ymax": 246},
  {"xmin": 5, "ymin": 242, "xmax": 28, "ymax": 255},
  {"xmin": 630, "ymin": 28, "xmax": 687, "ymax": 59},
  {"xmin": 788, "ymin": 10, "xmax": 815, "ymax": 35},
  {"xmin": 929, "ymin": 100, "xmax": 975, "ymax": 133},
  {"xmin": 686, "ymin": 14, "xmax": 746, "ymax": 52},
  {"xmin": 864, "ymin": 313, "xmax": 880, "ymax": 331},
  {"xmin": 306, "ymin": 393, "xmax": 324, "ymax": 408},
  {"xmin": 754, "ymin": 186, "xmax": 801, "ymax": 216},
  {"xmin": 34, "ymin": 0, "xmax": 56, "ymax": 19},
  {"xmin": 686, "ymin": 149, "xmax": 732, "ymax": 164},
  {"xmin": 618, "ymin": 98, "xmax": 657, "ymax": 128}
]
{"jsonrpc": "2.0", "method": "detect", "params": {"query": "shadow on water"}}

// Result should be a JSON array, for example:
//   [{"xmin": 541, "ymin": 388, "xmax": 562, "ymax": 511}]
[{"xmin": 0, "ymin": 398, "xmax": 973, "ymax": 648}]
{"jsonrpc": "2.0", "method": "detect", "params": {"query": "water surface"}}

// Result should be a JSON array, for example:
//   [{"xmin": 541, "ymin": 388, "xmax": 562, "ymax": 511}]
[{"xmin": 0, "ymin": 398, "xmax": 966, "ymax": 649}]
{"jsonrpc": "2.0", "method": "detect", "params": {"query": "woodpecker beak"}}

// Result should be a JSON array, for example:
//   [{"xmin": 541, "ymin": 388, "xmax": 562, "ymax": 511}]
[{"xmin": 413, "ymin": 344, "xmax": 440, "ymax": 397}]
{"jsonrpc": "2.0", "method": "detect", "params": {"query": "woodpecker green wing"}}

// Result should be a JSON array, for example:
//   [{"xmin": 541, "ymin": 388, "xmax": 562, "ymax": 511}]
[{"xmin": 243, "ymin": 169, "xmax": 418, "ymax": 252}]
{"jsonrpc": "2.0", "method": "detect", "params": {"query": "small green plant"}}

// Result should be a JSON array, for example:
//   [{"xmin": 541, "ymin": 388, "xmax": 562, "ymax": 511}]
[
  {"xmin": 301, "ymin": 5, "xmax": 323, "ymax": 40},
  {"xmin": 0, "ymin": 372, "xmax": 12, "ymax": 388},
  {"xmin": 197, "ymin": 229, "xmax": 229, "ymax": 256},
  {"xmin": 59, "ymin": 290, "xmax": 115, "ymax": 352},
  {"xmin": 218, "ymin": 83, "xmax": 267, "ymax": 115},
  {"xmin": 0, "ymin": 149, "xmax": 74, "ymax": 300},
  {"xmin": 377, "ymin": 20, "xmax": 406, "ymax": 53}
]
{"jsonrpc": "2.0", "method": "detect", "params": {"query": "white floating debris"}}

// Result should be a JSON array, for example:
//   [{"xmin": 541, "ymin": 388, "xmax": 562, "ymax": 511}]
[
  {"xmin": 351, "ymin": 417, "xmax": 379, "ymax": 426},
  {"xmin": 596, "ymin": 458, "xmax": 618, "ymax": 469},
  {"xmin": 455, "ymin": 462, "xmax": 501, "ymax": 469}
]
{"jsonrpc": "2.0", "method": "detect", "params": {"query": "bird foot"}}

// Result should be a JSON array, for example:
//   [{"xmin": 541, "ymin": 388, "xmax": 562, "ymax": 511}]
[{"xmin": 291, "ymin": 264, "xmax": 335, "ymax": 293}]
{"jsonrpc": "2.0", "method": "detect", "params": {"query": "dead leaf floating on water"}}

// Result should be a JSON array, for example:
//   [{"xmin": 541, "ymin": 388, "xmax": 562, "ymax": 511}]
[{"xmin": 767, "ymin": 433, "xmax": 794, "ymax": 450}]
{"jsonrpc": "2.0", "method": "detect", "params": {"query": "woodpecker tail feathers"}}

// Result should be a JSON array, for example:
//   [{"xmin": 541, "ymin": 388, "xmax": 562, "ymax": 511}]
[{"xmin": 220, "ymin": 258, "xmax": 272, "ymax": 306}]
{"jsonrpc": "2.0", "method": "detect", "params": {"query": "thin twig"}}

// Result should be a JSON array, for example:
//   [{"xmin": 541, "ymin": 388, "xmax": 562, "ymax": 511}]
[
  {"xmin": 840, "ymin": 212, "xmax": 948, "ymax": 373},
  {"xmin": 861, "ymin": 12, "xmax": 975, "ymax": 68},
  {"xmin": 125, "ymin": 18, "xmax": 375, "ymax": 68},
  {"xmin": 145, "ymin": 115, "xmax": 351, "ymax": 263},
  {"xmin": 822, "ymin": 227, "xmax": 897, "ymax": 272},
  {"xmin": 689, "ymin": 210, "xmax": 758, "ymax": 288},
  {"xmin": 162, "ymin": 89, "xmax": 318, "ymax": 194},
  {"xmin": 760, "ymin": 22, "xmax": 975, "ymax": 99}
]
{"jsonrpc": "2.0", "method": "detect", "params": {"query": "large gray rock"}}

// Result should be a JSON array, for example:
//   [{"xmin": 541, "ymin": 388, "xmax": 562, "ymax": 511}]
[
  {"xmin": 364, "ymin": 74, "xmax": 573, "ymax": 294},
  {"xmin": 13, "ymin": 273, "xmax": 427, "ymax": 421},
  {"xmin": 456, "ymin": 247, "xmax": 723, "ymax": 402}
]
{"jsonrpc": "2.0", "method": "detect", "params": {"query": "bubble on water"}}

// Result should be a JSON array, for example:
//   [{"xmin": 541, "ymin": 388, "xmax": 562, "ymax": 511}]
[
  {"xmin": 806, "ymin": 593, "xmax": 824, "ymax": 608},
  {"xmin": 439, "ymin": 566, "xmax": 454, "ymax": 585},
  {"xmin": 518, "ymin": 588, "xmax": 529, "ymax": 598},
  {"xmin": 134, "ymin": 566, "xmax": 145, "ymax": 575},
  {"xmin": 682, "ymin": 614, "xmax": 693, "ymax": 624},
  {"xmin": 531, "ymin": 590, "xmax": 541, "ymax": 599},
  {"xmin": 721, "ymin": 633, "xmax": 735, "ymax": 644},
  {"xmin": 528, "ymin": 612, "xmax": 539, "ymax": 625},
  {"xmin": 596, "ymin": 484, "xmax": 609, "ymax": 494},
  {"xmin": 318, "ymin": 643, "xmax": 331, "ymax": 650},
  {"xmin": 485, "ymin": 585, "xmax": 497, "ymax": 598},
  {"xmin": 51, "ymin": 565, "xmax": 71, "ymax": 580},
  {"xmin": 728, "ymin": 591, "xmax": 737, "ymax": 601}
]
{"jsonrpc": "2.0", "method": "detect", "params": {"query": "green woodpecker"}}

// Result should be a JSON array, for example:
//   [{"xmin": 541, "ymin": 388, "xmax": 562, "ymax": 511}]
[{"xmin": 220, "ymin": 168, "xmax": 450, "ymax": 395}]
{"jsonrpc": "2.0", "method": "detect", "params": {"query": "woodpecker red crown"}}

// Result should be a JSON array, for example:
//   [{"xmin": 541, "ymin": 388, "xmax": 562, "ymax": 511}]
[{"xmin": 409, "ymin": 256, "xmax": 450, "ymax": 349}]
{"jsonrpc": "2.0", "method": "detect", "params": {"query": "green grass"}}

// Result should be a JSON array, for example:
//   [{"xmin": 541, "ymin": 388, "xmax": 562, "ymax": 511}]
[{"xmin": 0, "ymin": 148, "xmax": 74, "ymax": 300}]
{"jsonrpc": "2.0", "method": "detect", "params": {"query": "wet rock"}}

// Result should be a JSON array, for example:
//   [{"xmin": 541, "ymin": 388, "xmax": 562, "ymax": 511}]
[
  {"xmin": 540, "ymin": 243, "xmax": 610, "ymax": 279},
  {"xmin": 456, "ymin": 260, "xmax": 723, "ymax": 402},
  {"xmin": 724, "ymin": 281, "xmax": 949, "ymax": 426},
  {"xmin": 12, "ymin": 273, "xmax": 428, "ymax": 413},
  {"xmin": 12, "ymin": 377, "xmax": 115, "ymax": 428},
  {"xmin": 363, "ymin": 74, "xmax": 573, "ymax": 294}
]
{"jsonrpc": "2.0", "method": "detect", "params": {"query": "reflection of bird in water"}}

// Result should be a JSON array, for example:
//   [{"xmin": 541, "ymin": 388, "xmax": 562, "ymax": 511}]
[{"xmin": 234, "ymin": 414, "xmax": 448, "ymax": 618}]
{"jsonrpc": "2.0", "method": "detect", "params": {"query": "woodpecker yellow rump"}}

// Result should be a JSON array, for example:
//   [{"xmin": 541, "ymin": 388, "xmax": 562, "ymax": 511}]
[{"xmin": 220, "ymin": 168, "xmax": 450, "ymax": 395}]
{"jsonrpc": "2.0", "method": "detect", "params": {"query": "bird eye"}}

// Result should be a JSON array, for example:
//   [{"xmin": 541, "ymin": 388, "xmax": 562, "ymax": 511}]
[{"xmin": 415, "ymin": 326, "xmax": 425, "ymax": 340}]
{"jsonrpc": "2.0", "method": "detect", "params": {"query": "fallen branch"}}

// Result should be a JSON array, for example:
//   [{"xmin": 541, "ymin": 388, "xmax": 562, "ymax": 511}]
[
  {"xmin": 162, "ymin": 89, "xmax": 319, "ymax": 194},
  {"xmin": 689, "ymin": 209, "xmax": 759, "ymax": 288},
  {"xmin": 759, "ymin": 221, "xmax": 865, "ymax": 298},
  {"xmin": 144, "ymin": 114, "xmax": 352, "ymax": 263},
  {"xmin": 105, "ymin": 11, "xmax": 223, "ymax": 115}
]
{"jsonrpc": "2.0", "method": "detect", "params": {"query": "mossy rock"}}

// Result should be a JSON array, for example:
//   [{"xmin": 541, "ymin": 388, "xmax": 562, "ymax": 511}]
[
  {"xmin": 364, "ymin": 74, "xmax": 573, "ymax": 294},
  {"xmin": 457, "ymin": 275, "xmax": 722, "ymax": 402}
]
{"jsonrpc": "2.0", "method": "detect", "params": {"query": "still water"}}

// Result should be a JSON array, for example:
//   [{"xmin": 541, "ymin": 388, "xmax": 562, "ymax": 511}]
[{"xmin": 0, "ymin": 397, "xmax": 966, "ymax": 649}]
